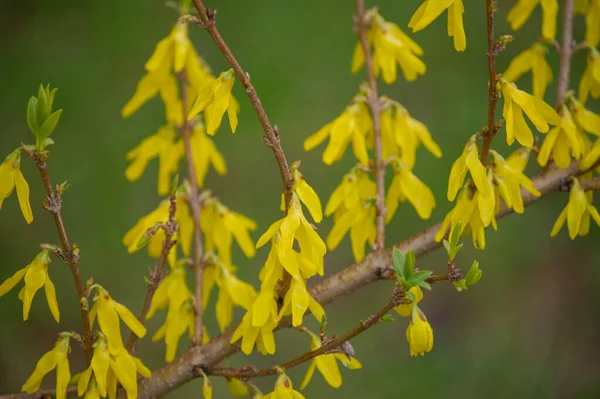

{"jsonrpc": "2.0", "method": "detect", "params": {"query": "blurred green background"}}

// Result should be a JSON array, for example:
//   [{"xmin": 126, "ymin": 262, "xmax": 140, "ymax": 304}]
[{"xmin": 1, "ymin": 1, "xmax": 599, "ymax": 397}]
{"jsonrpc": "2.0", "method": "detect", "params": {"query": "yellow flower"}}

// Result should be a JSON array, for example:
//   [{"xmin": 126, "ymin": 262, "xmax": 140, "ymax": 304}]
[
  {"xmin": 551, "ymin": 178, "xmax": 600, "ymax": 239},
  {"xmin": 289, "ymin": 167, "xmax": 323, "ymax": 223},
  {"xmin": 579, "ymin": 48, "xmax": 600, "ymax": 104},
  {"xmin": 215, "ymin": 265, "xmax": 257, "ymax": 331},
  {"xmin": 394, "ymin": 286, "xmax": 423, "ymax": 317},
  {"xmin": 304, "ymin": 98, "xmax": 371, "ymax": 166},
  {"xmin": 122, "ymin": 22, "xmax": 212, "ymax": 120},
  {"xmin": 352, "ymin": 10, "xmax": 426, "ymax": 83},
  {"xmin": 299, "ymin": 331, "xmax": 362, "ymax": 390},
  {"xmin": 503, "ymin": 43, "xmax": 552, "ymax": 98},
  {"xmin": 500, "ymin": 79, "xmax": 560, "ymax": 148},
  {"xmin": 152, "ymin": 296, "xmax": 196, "ymax": 362},
  {"xmin": 0, "ymin": 149, "xmax": 33, "ymax": 224},
  {"xmin": 89, "ymin": 286, "xmax": 147, "ymax": 354},
  {"xmin": 264, "ymin": 374, "xmax": 306, "ymax": 399},
  {"xmin": 569, "ymin": 96, "xmax": 600, "ymax": 137},
  {"xmin": 325, "ymin": 167, "xmax": 375, "ymax": 218},
  {"xmin": 506, "ymin": 147, "xmax": 533, "ymax": 172},
  {"xmin": 200, "ymin": 199, "xmax": 257, "ymax": 266},
  {"xmin": 230, "ymin": 304, "xmax": 278, "ymax": 355},
  {"xmin": 0, "ymin": 250, "xmax": 59, "ymax": 322},
  {"xmin": 409, "ymin": 0, "xmax": 466, "ymax": 51},
  {"xmin": 22, "ymin": 334, "xmax": 71, "ymax": 399},
  {"xmin": 188, "ymin": 69, "xmax": 240, "ymax": 135},
  {"xmin": 202, "ymin": 372, "xmax": 213, "ymax": 399},
  {"xmin": 227, "ymin": 378, "xmax": 250, "ymax": 397},
  {"xmin": 279, "ymin": 279, "xmax": 325, "ymax": 327},
  {"xmin": 380, "ymin": 97, "xmax": 442, "ymax": 169},
  {"xmin": 123, "ymin": 194, "xmax": 193, "ymax": 258},
  {"xmin": 326, "ymin": 198, "xmax": 376, "ymax": 262},
  {"xmin": 490, "ymin": 150, "xmax": 540, "ymax": 213},
  {"xmin": 580, "ymin": 138, "xmax": 600, "ymax": 170},
  {"xmin": 406, "ymin": 307, "xmax": 434, "ymax": 356},
  {"xmin": 537, "ymin": 107, "xmax": 587, "ymax": 168},
  {"xmin": 386, "ymin": 159, "xmax": 436, "ymax": 222},
  {"xmin": 587, "ymin": 0, "xmax": 600, "ymax": 46},
  {"xmin": 78, "ymin": 334, "xmax": 111, "ymax": 398},
  {"xmin": 447, "ymin": 138, "xmax": 492, "ymax": 202},
  {"xmin": 147, "ymin": 260, "xmax": 193, "ymax": 320},
  {"xmin": 189, "ymin": 124, "xmax": 227, "ymax": 187},
  {"xmin": 507, "ymin": 0, "xmax": 558, "ymax": 39},
  {"xmin": 103, "ymin": 348, "xmax": 151, "ymax": 399}
]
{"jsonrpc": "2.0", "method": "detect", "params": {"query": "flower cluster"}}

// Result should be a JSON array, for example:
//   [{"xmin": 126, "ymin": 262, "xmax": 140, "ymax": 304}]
[
  {"xmin": 0, "ymin": 148, "xmax": 33, "ymax": 224},
  {"xmin": 409, "ymin": 0, "xmax": 466, "ymax": 51}
]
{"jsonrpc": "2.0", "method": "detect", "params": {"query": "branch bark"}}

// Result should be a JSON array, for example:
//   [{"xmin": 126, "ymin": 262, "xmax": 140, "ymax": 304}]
[
  {"xmin": 355, "ymin": 0, "xmax": 386, "ymax": 249},
  {"xmin": 479, "ymin": 0, "xmax": 499, "ymax": 165},
  {"xmin": 556, "ymin": 0, "xmax": 575, "ymax": 108}
]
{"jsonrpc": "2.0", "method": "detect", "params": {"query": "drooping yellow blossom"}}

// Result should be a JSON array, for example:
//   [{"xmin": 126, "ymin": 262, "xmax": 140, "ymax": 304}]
[
  {"xmin": 380, "ymin": 97, "xmax": 442, "ymax": 168},
  {"xmin": 579, "ymin": 48, "xmax": 600, "ymax": 104},
  {"xmin": 299, "ymin": 330, "xmax": 362, "ymax": 390},
  {"xmin": 287, "ymin": 167, "xmax": 323, "ymax": 223},
  {"xmin": 304, "ymin": 96, "xmax": 371, "ymax": 166},
  {"xmin": 406, "ymin": 306, "xmax": 434, "ymax": 356},
  {"xmin": 78, "ymin": 334, "xmax": 111, "ymax": 398},
  {"xmin": 104, "ymin": 348, "xmax": 151, "ymax": 399},
  {"xmin": 227, "ymin": 378, "xmax": 250, "ymax": 397},
  {"xmin": 581, "ymin": 138, "xmax": 600, "ymax": 170},
  {"xmin": 200, "ymin": 198, "xmax": 257, "ymax": 266},
  {"xmin": 122, "ymin": 22, "xmax": 213, "ymax": 120},
  {"xmin": 489, "ymin": 150, "xmax": 540, "ymax": 213},
  {"xmin": 215, "ymin": 264, "xmax": 257, "ymax": 331},
  {"xmin": 231, "ymin": 303, "xmax": 278, "ymax": 355},
  {"xmin": 537, "ymin": 107, "xmax": 588, "ymax": 168},
  {"xmin": 503, "ymin": 43, "xmax": 552, "ymax": 99},
  {"xmin": 551, "ymin": 178, "xmax": 600, "ymax": 239},
  {"xmin": 500, "ymin": 79, "xmax": 560, "ymax": 148},
  {"xmin": 123, "ymin": 193, "xmax": 193, "ymax": 259},
  {"xmin": 202, "ymin": 372, "xmax": 213, "ymax": 399},
  {"xmin": 386, "ymin": 159, "xmax": 436, "ymax": 222},
  {"xmin": 507, "ymin": 0, "xmax": 558, "ymax": 39},
  {"xmin": 408, "ymin": 0, "xmax": 466, "ymax": 51},
  {"xmin": 89, "ymin": 286, "xmax": 147, "ymax": 354},
  {"xmin": 436, "ymin": 185, "xmax": 494, "ymax": 249},
  {"xmin": 325, "ymin": 167, "xmax": 375, "ymax": 219},
  {"xmin": 264, "ymin": 374, "xmax": 306, "ymax": 399},
  {"xmin": 447, "ymin": 138, "xmax": 493, "ymax": 202},
  {"xmin": 394, "ymin": 286, "xmax": 423, "ymax": 317},
  {"xmin": 569, "ymin": 96, "xmax": 600, "ymax": 138},
  {"xmin": 22, "ymin": 334, "xmax": 71, "ymax": 399},
  {"xmin": 0, "ymin": 250, "xmax": 59, "ymax": 322},
  {"xmin": 279, "ymin": 279, "xmax": 325, "ymax": 327},
  {"xmin": 0, "ymin": 149, "xmax": 33, "ymax": 224},
  {"xmin": 576, "ymin": 0, "xmax": 600, "ymax": 47},
  {"xmin": 152, "ymin": 296, "xmax": 196, "ymax": 362},
  {"xmin": 188, "ymin": 69, "xmax": 240, "ymax": 135},
  {"xmin": 352, "ymin": 9, "xmax": 426, "ymax": 83}
]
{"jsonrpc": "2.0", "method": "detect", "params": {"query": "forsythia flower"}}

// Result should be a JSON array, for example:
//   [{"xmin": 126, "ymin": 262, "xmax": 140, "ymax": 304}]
[
  {"xmin": 299, "ymin": 331, "xmax": 362, "ymax": 389},
  {"xmin": 215, "ymin": 264, "xmax": 257, "ymax": 331},
  {"xmin": 489, "ymin": 150, "xmax": 540, "ymax": 214},
  {"xmin": 89, "ymin": 286, "xmax": 147, "ymax": 354},
  {"xmin": 395, "ymin": 286, "xmax": 423, "ymax": 317},
  {"xmin": 231, "ymin": 302, "xmax": 278, "ymax": 355},
  {"xmin": 406, "ymin": 306, "xmax": 434, "ymax": 356},
  {"xmin": 123, "ymin": 193, "xmax": 193, "ymax": 258},
  {"xmin": 187, "ymin": 69, "xmax": 240, "ymax": 135},
  {"xmin": 409, "ymin": 0, "xmax": 466, "ymax": 51},
  {"xmin": 0, "ymin": 250, "xmax": 59, "ymax": 322},
  {"xmin": 581, "ymin": 138, "xmax": 600, "ymax": 170},
  {"xmin": 352, "ymin": 10, "xmax": 426, "ymax": 83},
  {"xmin": 385, "ymin": 159, "xmax": 436, "ymax": 222},
  {"xmin": 22, "ymin": 334, "xmax": 71, "ymax": 399},
  {"xmin": 569, "ymin": 96, "xmax": 600, "ymax": 137},
  {"xmin": 576, "ymin": 0, "xmax": 600, "ymax": 46},
  {"xmin": 227, "ymin": 378, "xmax": 250, "ymax": 397},
  {"xmin": 0, "ymin": 149, "xmax": 33, "ymax": 224},
  {"xmin": 286, "ymin": 166, "xmax": 323, "ymax": 223},
  {"xmin": 78, "ymin": 334, "xmax": 151, "ymax": 399},
  {"xmin": 551, "ymin": 178, "xmax": 600, "ymax": 239},
  {"xmin": 447, "ymin": 138, "xmax": 493, "ymax": 203},
  {"xmin": 152, "ymin": 296, "xmax": 196, "ymax": 362},
  {"xmin": 325, "ymin": 167, "xmax": 375, "ymax": 218},
  {"xmin": 122, "ymin": 22, "xmax": 212, "ymax": 120},
  {"xmin": 304, "ymin": 96, "xmax": 371, "ymax": 166},
  {"xmin": 537, "ymin": 107, "xmax": 587, "ymax": 168},
  {"xmin": 125, "ymin": 123, "xmax": 225, "ymax": 195},
  {"xmin": 200, "ymin": 199, "xmax": 257, "ymax": 266},
  {"xmin": 279, "ymin": 279, "xmax": 325, "ymax": 327},
  {"xmin": 507, "ymin": 0, "xmax": 558, "ymax": 39},
  {"xmin": 380, "ymin": 97, "xmax": 442, "ymax": 168},
  {"xmin": 503, "ymin": 43, "xmax": 552, "ymax": 99},
  {"xmin": 500, "ymin": 79, "xmax": 560, "ymax": 148},
  {"xmin": 264, "ymin": 374, "xmax": 306, "ymax": 399},
  {"xmin": 579, "ymin": 48, "xmax": 600, "ymax": 104}
]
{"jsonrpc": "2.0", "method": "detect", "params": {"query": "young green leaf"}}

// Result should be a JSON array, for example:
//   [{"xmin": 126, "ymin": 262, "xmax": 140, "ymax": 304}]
[
  {"xmin": 27, "ymin": 96, "xmax": 38, "ymax": 134},
  {"xmin": 38, "ymin": 109, "xmax": 62, "ymax": 141},
  {"xmin": 465, "ymin": 260, "xmax": 482, "ymax": 286},
  {"xmin": 416, "ymin": 280, "xmax": 432, "ymax": 291},
  {"xmin": 409, "ymin": 270, "xmax": 433, "ymax": 283},
  {"xmin": 404, "ymin": 250, "xmax": 416, "ymax": 279},
  {"xmin": 392, "ymin": 247, "xmax": 405, "ymax": 279}
]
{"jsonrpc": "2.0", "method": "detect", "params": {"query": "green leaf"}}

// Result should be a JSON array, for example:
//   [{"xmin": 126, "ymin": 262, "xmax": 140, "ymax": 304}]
[
  {"xmin": 404, "ymin": 250, "xmax": 416, "ymax": 279},
  {"xmin": 453, "ymin": 279, "xmax": 468, "ymax": 292},
  {"xmin": 39, "ymin": 109, "xmax": 62, "ymax": 142},
  {"xmin": 36, "ymin": 84, "xmax": 49, "ymax": 124},
  {"xmin": 465, "ymin": 260, "xmax": 482, "ymax": 286},
  {"xmin": 320, "ymin": 314, "xmax": 327, "ymax": 329},
  {"xmin": 392, "ymin": 248, "xmax": 405, "ymax": 279},
  {"xmin": 409, "ymin": 270, "xmax": 433, "ymax": 283},
  {"xmin": 379, "ymin": 314, "xmax": 395, "ymax": 323},
  {"xmin": 27, "ymin": 96, "xmax": 38, "ymax": 134},
  {"xmin": 450, "ymin": 222, "xmax": 462, "ymax": 247},
  {"xmin": 171, "ymin": 174, "xmax": 180, "ymax": 195},
  {"xmin": 416, "ymin": 280, "xmax": 432, "ymax": 291},
  {"xmin": 443, "ymin": 239, "xmax": 451, "ymax": 253}
]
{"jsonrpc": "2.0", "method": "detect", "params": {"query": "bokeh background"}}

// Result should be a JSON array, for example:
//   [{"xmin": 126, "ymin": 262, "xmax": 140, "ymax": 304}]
[{"xmin": 1, "ymin": 1, "xmax": 599, "ymax": 397}]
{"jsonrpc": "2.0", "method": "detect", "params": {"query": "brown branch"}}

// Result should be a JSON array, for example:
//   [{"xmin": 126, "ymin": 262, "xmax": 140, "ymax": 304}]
[
  {"xmin": 355, "ymin": 0, "xmax": 385, "ymax": 249},
  {"xmin": 479, "ymin": 0, "xmax": 500, "ymax": 165},
  {"xmin": 177, "ymin": 69, "xmax": 206, "ymax": 346},
  {"xmin": 0, "ymin": 386, "xmax": 78, "ymax": 399},
  {"xmin": 556, "ymin": 0, "xmax": 575, "ymax": 108},
  {"xmin": 127, "ymin": 194, "xmax": 178, "ymax": 353},
  {"xmin": 208, "ymin": 299, "xmax": 398, "ymax": 378},
  {"xmin": 126, "ymin": 159, "xmax": 594, "ymax": 398},
  {"xmin": 580, "ymin": 177, "xmax": 600, "ymax": 191},
  {"xmin": 24, "ymin": 149, "xmax": 93, "ymax": 362}
]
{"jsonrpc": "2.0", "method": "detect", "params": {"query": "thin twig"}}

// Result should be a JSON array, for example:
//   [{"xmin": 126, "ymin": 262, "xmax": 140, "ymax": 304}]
[
  {"xmin": 208, "ymin": 299, "xmax": 398, "ymax": 378},
  {"xmin": 556, "ymin": 0, "xmax": 575, "ymax": 108},
  {"xmin": 355, "ymin": 0, "xmax": 386, "ymax": 249},
  {"xmin": 479, "ymin": 0, "xmax": 500, "ymax": 165},
  {"xmin": 24, "ymin": 149, "xmax": 93, "ymax": 362},
  {"xmin": 177, "ymin": 69, "xmax": 206, "ymax": 346},
  {"xmin": 127, "ymin": 194, "xmax": 178, "ymax": 353},
  {"xmin": 580, "ymin": 177, "xmax": 600, "ymax": 191}
]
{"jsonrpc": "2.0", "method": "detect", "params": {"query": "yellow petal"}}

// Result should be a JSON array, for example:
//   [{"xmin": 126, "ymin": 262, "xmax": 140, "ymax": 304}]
[
  {"xmin": 22, "ymin": 349, "xmax": 57, "ymax": 393},
  {"xmin": 15, "ymin": 169, "xmax": 33, "ymax": 224},
  {"xmin": 295, "ymin": 177, "xmax": 323, "ymax": 223},
  {"xmin": 44, "ymin": 274, "xmax": 60, "ymax": 323},
  {"xmin": 113, "ymin": 300, "xmax": 147, "ymax": 338},
  {"xmin": 0, "ymin": 267, "xmax": 27, "ymax": 297}
]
